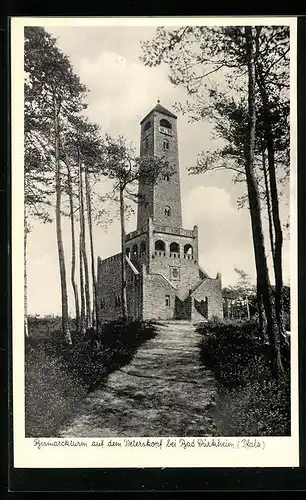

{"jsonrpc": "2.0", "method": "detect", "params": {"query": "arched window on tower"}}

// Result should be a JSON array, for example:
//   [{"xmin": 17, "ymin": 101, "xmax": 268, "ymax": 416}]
[
  {"xmin": 155, "ymin": 240, "xmax": 165, "ymax": 251},
  {"xmin": 165, "ymin": 206, "xmax": 171, "ymax": 216},
  {"xmin": 155, "ymin": 240, "xmax": 165, "ymax": 256},
  {"xmin": 163, "ymin": 174, "xmax": 170, "ymax": 181},
  {"xmin": 184, "ymin": 244, "xmax": 193, "ymax": 259},
  {"xmin": 170, "ymin": 242, "xmax": 180, "ymax": 257},
  {"xmin": 160, "ymin": 118, "xmax": 172, "ymax": 130}
]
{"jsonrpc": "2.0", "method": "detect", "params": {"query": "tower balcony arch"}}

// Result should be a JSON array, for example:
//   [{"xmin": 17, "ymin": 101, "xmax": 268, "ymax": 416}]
[
  {"xmin": 184, "ymin": 244, "xmax": 193, "ymax": 259},
  {"xmin": 154, "ymin": 239, "xmax": 166, "ymax": 257},
  {"xmin": 169, "ymin": 242, "xmax": 180, "ymax": 258}
]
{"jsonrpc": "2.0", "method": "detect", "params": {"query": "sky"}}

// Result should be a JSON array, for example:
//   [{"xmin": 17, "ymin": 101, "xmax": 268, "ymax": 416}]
[{"xmin": 26, "ymin": 24, "xmax": 291, "ymax": 316}]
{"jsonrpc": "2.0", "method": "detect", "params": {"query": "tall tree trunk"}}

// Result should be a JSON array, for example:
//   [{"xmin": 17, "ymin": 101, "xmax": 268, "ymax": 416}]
[
  {"xmin": 245, "ymin": 27, "xmax": 283, "ymax": 378},
  {"xmin": 262, "ymin": 149, "xmax": 275, "ymax": 260},
  {"xmin": 24, "ymin": 218, "xmax": 29, "ymax": 338},
  {"xmin": 257, "ymin": 285, "xmax": 266, "ymax": 338},
  {"xmin": 78, "ymin": 150, "xmax": 86, "ymax": 333},
  {"xmin": 80, "ymin": 166, "xmax": 91, "ymax": 330},
  {"xmin": 54, "ymin": 100, "xmax": 71, "ymax": 344},
  {"xmin": 119, "ymin": 185, "xmax": 128, "ymax": 321},
  {"xmin": 255, "ymin": 27, "xmax": 285, "ymax": 339},
  {"xmin": 79, "ymin": 231, "xmax": 86, "ymax": 334},
  {"xmin": 66, "ymin": 160, "xmax": 80, "ymax": 334},
  {"xmin": 85, "ymin": 165, "xmax": 98, "ymax": 331}
]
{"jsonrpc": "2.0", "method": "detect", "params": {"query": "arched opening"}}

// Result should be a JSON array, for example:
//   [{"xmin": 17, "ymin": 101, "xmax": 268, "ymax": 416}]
[
  {"xmin": 140, "ymin": 241, "xmax": 146, "ymax": 254},
  {"xmin": 163, "ymin": 139, "xmax": 169, "ymax": 150},
  {"xmin": 144, "ymin": 121, "xmax": 151, "ymax": 132},
  {"xmin": 165, "ymin": 206, "xmax": 171, "ymax": 216},
  {"xmin": 132, "ymin": 243, "xmax": 138, "ymax": 257},
  {"xmin": 126, "ymin": 247, "xmax": 130, "ymax": 258},
  {"xmin": 184, "ymin": 244, "xmax": 193, "ymax": 259},
  {"xmin": 170, "ymin": 242, "xmax": 180, "ymax": 255},
  {"xmin": 163, "ymin": 174, "xmax": 170, "ymax": 181},
  {"xmin": 155, "ymin": 240, "xmax": 165, "ymax": 252},
  {"xmin": 160, "ymin": 118, "xmax": 172, "ymax": 130}
]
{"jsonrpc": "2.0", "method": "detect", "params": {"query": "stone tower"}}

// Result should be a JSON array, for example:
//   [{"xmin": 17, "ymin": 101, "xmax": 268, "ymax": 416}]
[
  {"xmin": 137, "ymin": 102, "xmax": 182, "ymax": 230},
  {"xmin": 97, "ymin": 102, "xmax": 223, "ymax": 322}
]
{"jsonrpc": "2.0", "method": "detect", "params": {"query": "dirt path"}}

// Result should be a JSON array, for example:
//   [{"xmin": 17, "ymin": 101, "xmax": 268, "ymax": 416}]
[{"xmin": 57, "ymin": 321, "xmax": 217, "ymax": 437}]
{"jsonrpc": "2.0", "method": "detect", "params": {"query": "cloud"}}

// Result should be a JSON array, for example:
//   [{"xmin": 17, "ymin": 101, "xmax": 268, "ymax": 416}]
[
  {"xmin": 184, "ymin": 185, "xmax": 235, "ymax": 224},
  {"xmin": 183, "ymin": 185, "xmax": 255, "ymax": 285},
  {"xmin": 78, "ymin": 50, "xmax": 182, "ymax": 140}
]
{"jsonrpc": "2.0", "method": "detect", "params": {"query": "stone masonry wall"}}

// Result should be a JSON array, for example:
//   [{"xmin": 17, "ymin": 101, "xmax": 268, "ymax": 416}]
[
  {"xmin": 149, "ymin": 229, "xmax": 201, "ymax": 300},
  {"xmin": 137, "ymin": 108, "xmax": 182, "ymax": 229},
  {"xmin": 191, "ymin": 277, "xmax": 223, "ymax": 320},
  {"xmin": 137, "ymin": 117, "xmax": 154, "ymax": 229},
  {"xmin": 126, "ymin": 261, "xmax": 142, "ymax": 320},
  {"xmin": 152, "ymin": 110, "xmax": 182, "ymax": 227},
  {"xmin": 97, "ymin": 254, "xmax": 143, "ymax": 322},
  {"xmin": 150, "ymin": 254, "xmax": 201, "ymax": 301},
  {"xmin": 97, "ymin": 254, "xmax": 122, "ymax": 322},
  {"xmin": 142, "ymin": 269, "xmax": 177, "ymax": 320}
]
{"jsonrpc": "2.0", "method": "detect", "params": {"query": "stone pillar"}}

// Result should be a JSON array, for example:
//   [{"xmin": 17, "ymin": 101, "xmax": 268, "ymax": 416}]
[
  {"xmin": 192, "ymin": 225, "xmax": 199, "ymax": 263},
  {"xmin": 179, "ymin": 242, "xmax": 184, "ymax": 258},
  {"xmin": 165, "ymin": 240, "xmax": 169, "ymax": 257},
  {"xmin": 148, "ymin": 217, "xmax": 154, "ymax": 271},
  {"xmin": 216, "ymin": 272, "xmax": 222, "ymax": 289}
]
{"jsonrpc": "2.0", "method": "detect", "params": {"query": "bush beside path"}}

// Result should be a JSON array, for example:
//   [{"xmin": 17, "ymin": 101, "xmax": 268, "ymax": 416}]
[
  {"xmin": 25, "ymin": 319, "xmax": 158, "ymax": 437},
  {"xmin": 197, "ymin": 319, "xmax": 291, "ymax": 436}
]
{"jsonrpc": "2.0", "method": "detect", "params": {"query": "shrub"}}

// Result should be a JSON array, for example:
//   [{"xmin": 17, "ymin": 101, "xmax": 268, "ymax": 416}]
[
  {"xmin": 25, "ymin": 340, "xmax": 86, "ymax": 437},
  {"xmin": 25, "ymin": 319, "xmax": 157, "ymax": 437},
  {"xmin": 197, "ymin": 319, "xmax": 263, "ymax": 388},
  {"xmin": 27, "ymin": 315, "xmax": 76, "ymax": 340},
  {"xmin": 213, "ymin": 376, "xmax": 291, "ymax": 436},
  {"xmin": 197, "ymin": 319, "xmax": 291, "ymax": 436}
]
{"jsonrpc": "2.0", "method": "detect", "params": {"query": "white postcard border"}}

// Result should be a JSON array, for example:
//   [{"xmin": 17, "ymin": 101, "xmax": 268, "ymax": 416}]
[{"xmin": 11, "ymin": 15, "xmax": 299, "ymax": 468}]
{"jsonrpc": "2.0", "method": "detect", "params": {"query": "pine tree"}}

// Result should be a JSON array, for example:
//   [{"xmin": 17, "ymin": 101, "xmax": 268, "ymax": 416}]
[
  {"xmin": 24, "ymin": 27, "xmax": 87, "ymax": 342},
  {"xmin": 141, "ymin": 25, "xmax": 289, "ymax": 377}
]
